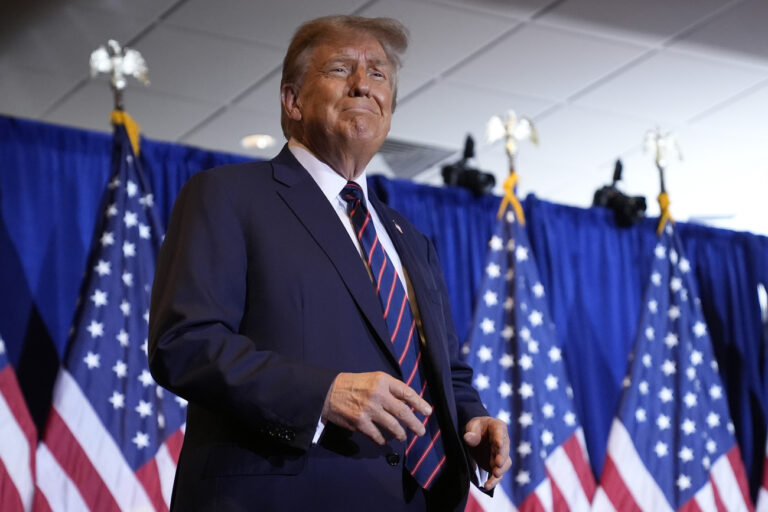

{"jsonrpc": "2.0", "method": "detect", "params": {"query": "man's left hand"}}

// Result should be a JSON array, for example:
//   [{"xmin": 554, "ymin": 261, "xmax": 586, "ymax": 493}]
[{"xmin": 463, "ymin": 416, "xmax": 512, "ymax": 491}]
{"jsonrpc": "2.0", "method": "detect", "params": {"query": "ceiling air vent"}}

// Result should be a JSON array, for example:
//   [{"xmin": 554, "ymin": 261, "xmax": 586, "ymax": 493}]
[{"xmin": 378, "ymin": 138, "xmax": 456, "ymax": 179}]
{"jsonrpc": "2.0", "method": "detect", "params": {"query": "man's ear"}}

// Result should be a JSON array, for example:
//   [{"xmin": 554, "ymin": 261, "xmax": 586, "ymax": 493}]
[{"xmin": 281, "ymin": 84, "xmax": 302, "ymax": 122}]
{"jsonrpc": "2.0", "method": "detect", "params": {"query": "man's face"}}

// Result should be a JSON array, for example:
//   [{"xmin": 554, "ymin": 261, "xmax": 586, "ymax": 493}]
[{"xmin": 289, "ymin": 34, "xmax": 394, "ymax": 157}]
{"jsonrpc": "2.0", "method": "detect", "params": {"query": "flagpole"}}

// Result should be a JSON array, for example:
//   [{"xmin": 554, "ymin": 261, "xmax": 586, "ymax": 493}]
[{"xmin": 644, "ymin": 128, "xmax": 682, "ymax": 235}]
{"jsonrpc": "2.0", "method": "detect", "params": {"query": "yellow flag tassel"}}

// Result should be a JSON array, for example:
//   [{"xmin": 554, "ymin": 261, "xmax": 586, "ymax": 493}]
[
  {"xmin": 497, "ymin": 172, "xmax": 525, "ymax": 225},
  {"xmin": 110, "ymin": 110, "xmax": 141, "ymax": 156},
  {"xmin": 656, "ymin": 191, "xmax": 673, "ymax": 235}
]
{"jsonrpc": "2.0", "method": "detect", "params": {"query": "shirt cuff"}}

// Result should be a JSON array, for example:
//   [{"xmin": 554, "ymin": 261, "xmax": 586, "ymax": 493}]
[{"xmin": 312, "ymin": 417, "xmax": 325, "ymax": 444}]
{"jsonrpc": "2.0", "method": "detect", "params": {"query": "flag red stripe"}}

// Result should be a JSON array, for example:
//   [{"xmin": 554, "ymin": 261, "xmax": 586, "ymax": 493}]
[
  {"xmin": 679, "ymin": 496, "xmax": 703, "ymax": 512},
  {"xmin": 518, "ymin": 490, "xmax": 546, "ymax": 512},
  {"xmin": 710, "ymin": 476, "xmax": 728, "ymax": 512},
  {"xmin": 464, "ymin": 492, "xmax": 484, "ymax": 512},
  {"xmin": 165, "ymin": 428, "xmax": 184, "ymax": 463},
  {"xmin": 0, "ymin": 459, "xmax": 25, "ymax": 512},
  {"xmin": 33, "ymin": 488, "xmax": 54, "ymax": 512},
  {"xmin": 136, "ymin": 457, "xmax": 169, "ymax": 512},
  {"xmin": 45, "ymin": 410, "xmax": 121, "ymax": 512},
  {"xmin": 600, "ymin": 455, "xmax": 642, "ymax": 512},
  {"xmin": 725, "ymin": 446, "xmax": 754, "ymax": 511},
  {"xmin": 0, "ymin": 366, "xmax": 37, "ymax": 450},
  {"xmin": 562, "ymin": 432, "xmax": 596, "ymax": 499},
  {"xmin": 548, "ymin": 470, "xmax": 568, "ymax": 512}
]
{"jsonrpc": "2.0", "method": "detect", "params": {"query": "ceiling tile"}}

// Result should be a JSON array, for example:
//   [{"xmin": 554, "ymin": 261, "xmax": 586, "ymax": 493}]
[
  {"xmin": 670, "ymin": 0, "xmax": 768, "ymax": 69},
  {"xmin": 449, "ymin": 23, "xmax": 647, "ymax": 101},
  {"xmin": 44, "ymin": 80, "xmax": 219, "ymax": 141},
  {"xmin": 538, "ymin": 0, "xmax": 739, "ymax": 46},
  {"xmin": 235, "ymin": 72, "xmax": 283, "ymax": 122},
  {"xmin": 132, "ymin": 25, "xmax": 284, "ymax": 103},
  {"xmin": 181, "ymin": 106, "xmax": 284, "ymax": 159},
  {"xmin": 166, "ymin": 0, "xmax": 369, "ymax": 49},
  {"xmin": 70, "ymin": 0, "xmax": 178, "ymax": 24},
  {"xmin": 0, "ymin": 4, "xmax": 146, "ymax": 77},
  {"xmin": 574, "ymin": 50, "xmax": 767, "ymax": 125},
  {"xmin": 427, "ymin": 0, "xmax": 554, "ymax": 19},
  {"xmin": 390, "ymin": 81, "xmax": 554, "ymax": 148},
  {"xmin": 688, "ymin": 81, "xmax": 768, "ymax": 143},
  {"xmin": 361, "ymin": 0, "xmax": 516, "ymax": 77},
  {"xmin": 0, "ymin": 67, "xmax": 81, "ymax": 118}
]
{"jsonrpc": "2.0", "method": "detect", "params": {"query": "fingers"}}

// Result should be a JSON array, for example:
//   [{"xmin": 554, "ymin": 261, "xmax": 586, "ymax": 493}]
[
  {"xmin": 389, "ymin": 379, "xmax": 432, "ymax": 417},
  {"xmin": 484, "ymin": 456, "xmax": 512, "ymax": 490}
]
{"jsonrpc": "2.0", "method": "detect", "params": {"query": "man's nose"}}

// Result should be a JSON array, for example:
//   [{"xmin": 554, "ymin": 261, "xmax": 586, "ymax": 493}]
[{"xmin": 348, "ymin": 69, "xmax": 371, "ymax": 97}]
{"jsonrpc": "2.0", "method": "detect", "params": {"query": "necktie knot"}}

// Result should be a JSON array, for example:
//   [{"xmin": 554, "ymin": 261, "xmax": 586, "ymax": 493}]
[{"xmin": 341, "ymin": 181, "xmax": 365, "ymax": 212}]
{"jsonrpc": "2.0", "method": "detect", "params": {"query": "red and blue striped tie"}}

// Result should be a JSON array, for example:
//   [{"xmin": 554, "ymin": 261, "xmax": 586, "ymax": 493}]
[{"xmin": 341, "ymin": 181, "xmax": 446, "ymax": 489}]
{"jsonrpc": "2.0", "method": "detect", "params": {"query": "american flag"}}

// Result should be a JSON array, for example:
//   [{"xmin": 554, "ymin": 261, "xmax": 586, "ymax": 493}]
[
  {"xmin": 592, "ymin": 224, "xmax": 753, "ymax": 511},
  {"xmin": 0, "ymin": 335, "xmax": 36, "ymax": 511},
  {"xmin": 463, "ymin": 205, "xmax": 596, "ymax": 511},
  {"xmin": 34, "ymin": 112, "xmax": 187, "ymax": 512}
]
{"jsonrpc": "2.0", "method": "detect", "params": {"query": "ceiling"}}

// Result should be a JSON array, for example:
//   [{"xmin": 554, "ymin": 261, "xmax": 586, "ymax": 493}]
[{"xmin": 2, "ymin": 0, "xmax": 767, "ymax": 235}]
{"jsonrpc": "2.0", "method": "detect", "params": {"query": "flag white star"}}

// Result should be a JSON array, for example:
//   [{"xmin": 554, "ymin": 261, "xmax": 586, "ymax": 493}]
[
  {"xmin": 139, "ymin": 193, "xmax": 154, "ymax": 207},
  {"xmin": 664, "ymin": 333, "xmax": 678, "ymax": 348},
  {"xmin": 670, "ymin": 277, "xmax": 682, "ymax": 292},
  {"xmin": 499, "ymin": 354, "xmax": 514, "ymax": 368},
  {"xmin": 116, "ymin": 329, "xmax": 129, "ymax": 347},
  {"xmin": 667, "ymin": 306, "xmax": 681, "ymax": 320},
  {"xmin": 138, "ymin": 369, "xmax": 154, "ymax": 387},
  {"xmin": 126, "ymin": 180, "xmax": 138, "ymax": 197},
  {"xmin": 563, "ymin": 412, "xmax": 576, "ymax": 426},
  {"xmin": 669, "ymin": 249, "xmax": 678, "ymax": 264},
  {"xmin": 86, "ymin": 320, "xmax": 104, "ymax": 338},
  {"xmin": 120, "ymin": 300, "xmax": 131, "ymax": 316},
  {"xmin": 519, "ymin": 327, "xmax": 531, "ymax": 341},
  {"xmin": 679, "ymin": 447, "xmax": 693, "ymax": 462},
  {"xmin": 518, "ymin": 412, "xmax": 533, "ymax": 427},
  {"xmin": 642, "ymin": 354, "xmax": 652, "ymax": 367},
  {"xmin": 654, "ymin": 244, "xmax": 666, "ymax": 259},
  {"xmin": 501, "ymin": 325, "xmax": 514, "ymax": 340},
  {"xmin": 175, "ymin": 396, "xmax": 188, "ymax": 408},
  {"xmin": 483, "ymin": 291, "xmax": 498, "ymax": 306},
  {"xmin": 123, "ymin": 241, "xmax": 136, "ymax": 258},
  {"xmin": 112, "ymin": 359, "xmax": 127, "ymax": 378},
  {"xmin": 528, "ymin": 310, "xmax": 543, "ymax": 326},
  {"xmin": 542, "ymin": 403, "xmax": 554, "ymax": 418},
  {"xmin": 519, "ymin": 382, "xmax": 534, "ymax": 399},
  {"xmin": 683, "ymin": 392, "xmax": 697, "ymax": 408},
  {"xmin": 527, "ymin": 340, "xmax": 539, "ymax": 354},
  {"xmin": 108, "ymin": 178, "xmax": 120, "ymax": 189},
  {"xmin": 519, "ymin": 354, "xmax": 533, "ymax": 370},
  {"xmin": 548, "ymin": 346, "xmax": 561, "ymax": 362},
  {"xmin": 479, "ymin": 318, "xmax": 495, "ymax": 334},
  {"xmin": 702, "ymin": 456, "xmax": 711, "ymax": 469},
  {"xmin": 135, "ymin": 400, "xmax": 153, "ymax": 418},
  {"xmin": 661, "ymin": 360, "xmax": 676, "ymax": 376},
  {"xmin": 516, "ymin": 470, "xmax": 530, "ymax": 485},
  {"xmin": 651, "ymin": 272, "xmax": 661, "ymax": 286},
  {"xmin": 515, "ymin": 246, "xmax": 528, "ymax": 261},
  {"xmin": 517, "ymin": 441, "xmax": 532, "ymax": 457},
  {"xmin": 497, "ymin": 410, "xmax": 511, "ymax": 424},
  {"xmin": 122, "ymin": 272, "xmax": 134, "ymax": 286},
  {"xmin": 83, "ymin": 351, "xmax": 100, "ymax": 369},
  {"xmin": 693, "ymin": 322, "xmax": 707, "ymax": 337},
  {"xmin": 90, "ymin": 289, "xmax": 108, "ymax": 307},
  {"xmin": 706, "ymin": 440, "xmax": 717, "ymax": 454},
  {"xmin": 541, "ymin": 430, "xmax": 553, "ymax": 446},
  {"xmin": 654, "ymin": 441, "xmax": 668, "ymax": 457},
  {"xmin": 648, "ymin": 300, "xmax": 658, "ymax": 313},
  {"xmin": 706, "ymin": 412, "xmax": 720, "ymax": 428},
  {"xmin": 676, "ymin": 474, "xmax": 691, "ymax": 491},
  {"xmin": 645, "ymin": 327, "xmax": 655, "ymax": 340},
  {"xmin": 690, "ymin": 350, "xmax": 703, "ymax": 366},
  {"xmin": 106, "ymin": 204, "xmax": 118, "ymax": 217},
  {"xmin": 486, "ymin": 263, "xmax": 501, "ymax": 278},
  {"xmin": 638, "ymin": 381, "xmax": 649, "ymax": 394},
  {"xmin": 94, "ymin": 260, "xmax": 111, "ymax": 276},
  {"xmin": 474, "ymin": 374, "xmax": 490, "ymax": 390},
  {"xmin": 657, "ymin": 414, "xmax": 671, "ymax": 430},
  {"xmin": 635, "ymin": 408, "xmax": 647, "ymax": 422},
  {"xmin": 497, "ymin": 382, "xmax": 512, "ymax": 398},
  {"xmin": 681, "ymin": 419, "xmax": 696, "ymax": 435},
  {"xmin": 544, "ymin": 374, "xmax": 558, "ymax": 390},
  {"xmin": 679, "ymin": 258, "xmax": 691, "ymax": 273},
  {"xmin": 124, "ymin": 211, "xmax": 138, "ymax": 228},
  {"xmin": 141, "ymin": 340, "xmax": 148, "ymax": 355},
  {"xmin": 100, "ymin": 232, "xmax": 114, "ymax": 246},
  {"xmin": 109, "ymin": 391, "xmax": 125, "ymax": 409},
  {"xmin": 489, "ymin": 236, "xmax": 503, "ymax": 250},
  {"xmin": 138, "ymin": 223, "xmax": 151, "ymax": 239},
  {"xmin": 158, "ymin": 413, "xmax": 166, "ymax": 429},
  {"xmin": 658, "ymin": 387, "xmax": 673, "ymax": 403},
  {"xmin": 532, "ymin": 282, "xmax": 544, "ymax": 297},
  {"xmin": 710, "ymin": 385, "xmax": 722, "ymax": 399},
  {"xmin": 477, "ymin": 345, "xmax": 493, "ymax": 362},
  {"xmin": 132, "ymin": 431, "xmax": 149, "ymax": 449},
  {"xmin": 686, "ymin": 367, "xmax": 696, "ymax": 380}
]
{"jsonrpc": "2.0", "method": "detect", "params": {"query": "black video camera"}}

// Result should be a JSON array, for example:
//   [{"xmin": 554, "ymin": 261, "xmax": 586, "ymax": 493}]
[{"xmin": 593, "ymin": 160, "xmax": 646, "ymax": 227}]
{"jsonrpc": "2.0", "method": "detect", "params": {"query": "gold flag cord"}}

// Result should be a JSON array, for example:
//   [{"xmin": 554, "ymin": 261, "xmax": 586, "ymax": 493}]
[
  {"xmin": 497, "ymin": 171, "xmax": 525, "ymax": 225},
  {"xmin": 110, "ymin": 110, "xmax": 141, "ymax": 156},
  {"xmin": 656, "ymin": 191, "xmax": 673, "ymax": 235}
]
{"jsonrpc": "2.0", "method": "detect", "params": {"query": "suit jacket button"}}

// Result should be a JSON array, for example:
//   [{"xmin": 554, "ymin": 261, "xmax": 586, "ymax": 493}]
[{"xmin": 386, "ymin": 452, "xmax": 400, "ymax": 466}]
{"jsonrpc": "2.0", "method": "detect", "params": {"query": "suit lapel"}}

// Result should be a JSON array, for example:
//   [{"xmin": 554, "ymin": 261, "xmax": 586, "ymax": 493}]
[{"xmin": 270, "ymin": 148, "xmax": 399, "ymax": 368}]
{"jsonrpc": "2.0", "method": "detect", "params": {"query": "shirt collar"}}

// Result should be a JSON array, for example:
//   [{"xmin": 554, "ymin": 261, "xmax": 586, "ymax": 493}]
[{"xmin": 288, "ymin": 138, "xmax": 369, "ymax": 202}]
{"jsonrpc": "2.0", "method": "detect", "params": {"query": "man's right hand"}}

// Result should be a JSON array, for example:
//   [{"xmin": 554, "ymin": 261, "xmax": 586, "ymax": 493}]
[{"xmin": 321, "ymin": 371, "xmax": 433, "ymax": 445}]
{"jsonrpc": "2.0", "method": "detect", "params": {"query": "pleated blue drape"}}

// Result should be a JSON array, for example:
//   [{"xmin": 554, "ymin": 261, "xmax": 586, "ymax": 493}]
[{"xmin": 2, "ymin": 115, "xmax": 767, "ymax": 496}]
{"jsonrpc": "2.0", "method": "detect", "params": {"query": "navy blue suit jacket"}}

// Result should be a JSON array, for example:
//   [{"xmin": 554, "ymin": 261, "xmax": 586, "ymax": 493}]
[{"xmin": 148, "ymin": 146, "xmax": 488, "ymax": 511}]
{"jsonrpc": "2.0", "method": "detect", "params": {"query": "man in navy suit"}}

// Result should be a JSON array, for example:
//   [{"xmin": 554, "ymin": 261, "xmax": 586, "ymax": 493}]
[{"xmin": 148, "ymin": 15, "xmax": 510, "ymax": 511}]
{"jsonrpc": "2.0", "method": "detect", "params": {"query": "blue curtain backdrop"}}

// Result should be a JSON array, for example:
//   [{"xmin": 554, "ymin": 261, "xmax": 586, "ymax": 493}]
[{"xmin": 2, "ymin": 115, "xmax": 767, "ymax": 496}]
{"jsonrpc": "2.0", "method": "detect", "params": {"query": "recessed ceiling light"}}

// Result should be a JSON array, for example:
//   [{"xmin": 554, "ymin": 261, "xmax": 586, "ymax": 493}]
[{"xmin": 241, "ymin": 134, "xmax": 276, "ymax": 149}]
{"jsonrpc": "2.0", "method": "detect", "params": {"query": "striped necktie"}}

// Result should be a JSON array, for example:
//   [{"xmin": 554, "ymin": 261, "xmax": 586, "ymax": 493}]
[{"xmin": 341, "ymin": 181, "xmax": 446, "ymax": 489}]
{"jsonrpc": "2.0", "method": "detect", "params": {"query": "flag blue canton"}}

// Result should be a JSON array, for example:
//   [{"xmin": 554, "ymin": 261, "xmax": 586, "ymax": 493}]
[
  {"xmin": 63, "ymin": 124, "xmax": 186, "ymax": 471},
  {"xmin": 617, "ymin": 224, "xmax": 738, "ymax": 506},
  {"xmin": 463, "ymin": 208, "xmax": 583, "ymax": 506}
]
